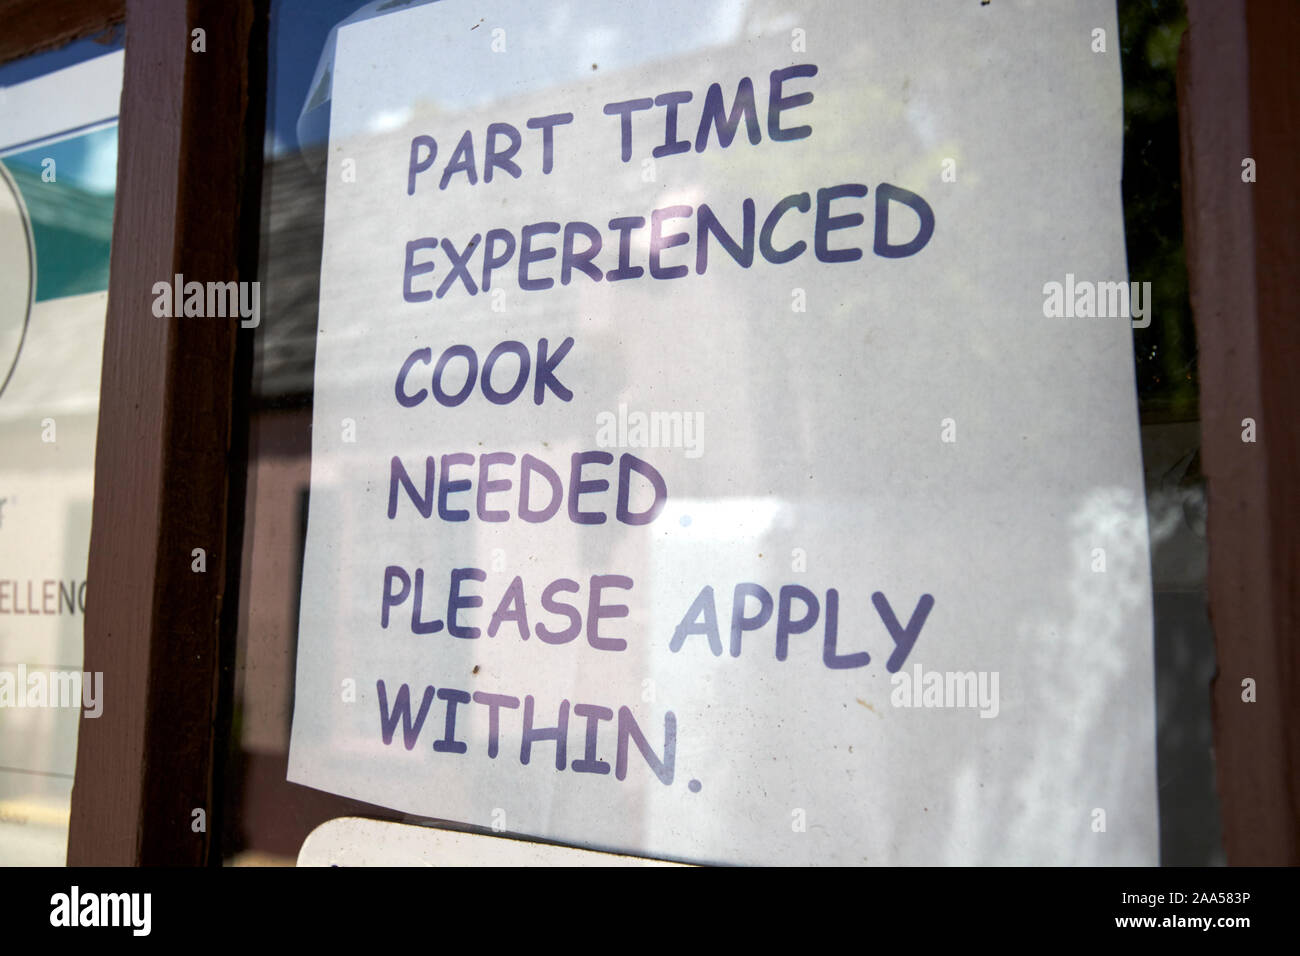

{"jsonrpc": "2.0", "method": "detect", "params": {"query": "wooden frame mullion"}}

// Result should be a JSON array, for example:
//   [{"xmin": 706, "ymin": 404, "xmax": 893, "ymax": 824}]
[
  {"xmin": 65, "ymin": 0, "xmax": 263, "ymax": 866},
  {"xmin": 1179, "ymin": 0, "xmax": 1299, "ymax": 865}
]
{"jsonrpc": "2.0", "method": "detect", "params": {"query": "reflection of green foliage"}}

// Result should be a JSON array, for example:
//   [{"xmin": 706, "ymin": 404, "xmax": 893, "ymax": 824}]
[{"xmin": 1120, "ymin": 0, "xmax": 1195, "ymax": 421}]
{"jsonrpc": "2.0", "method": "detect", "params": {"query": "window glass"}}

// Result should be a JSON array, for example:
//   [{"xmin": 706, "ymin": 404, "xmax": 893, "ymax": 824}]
[
  {"xmin": 223, "ymin": 0, "xmax": 1221, "ymax": 865},
  {"xmin": 0, "ymin": 33, "xmax": 124, "ymax": 866}
]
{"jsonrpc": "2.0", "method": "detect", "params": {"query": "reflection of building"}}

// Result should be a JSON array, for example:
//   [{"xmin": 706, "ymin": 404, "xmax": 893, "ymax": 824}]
[
  {"xmin": 230, "ymin": 147, "xmax": 404, "ymax": 861},
  {"xmin": 252, "ymin": 146, "xmax": 329, "ymax": 402}
]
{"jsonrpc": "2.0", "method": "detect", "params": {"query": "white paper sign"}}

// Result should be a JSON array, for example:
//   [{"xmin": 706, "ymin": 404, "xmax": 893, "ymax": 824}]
[{"xmin": 289, "ymin": 0, "xmax": 1157, "ymax": 865}]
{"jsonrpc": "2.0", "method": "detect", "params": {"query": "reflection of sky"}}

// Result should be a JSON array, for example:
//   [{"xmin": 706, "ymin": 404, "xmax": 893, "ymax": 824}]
[
  {"xmin": 1, "ymin": 2, "xmax": 750, "ymax": 159},
  {"xmin": 273, "ymin": 0, "xmax": 748, "ymax": 156},
  {"xmin": 0, "ymin": 29, "xmax": 123, "ymax": 87},
  {"xmin": 79, "ymin": 129, "xmax": 118, "ymax": 193},
  {"xmin": 268, "ymin": 0, "xmax": 374, "ymax": 155}
]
